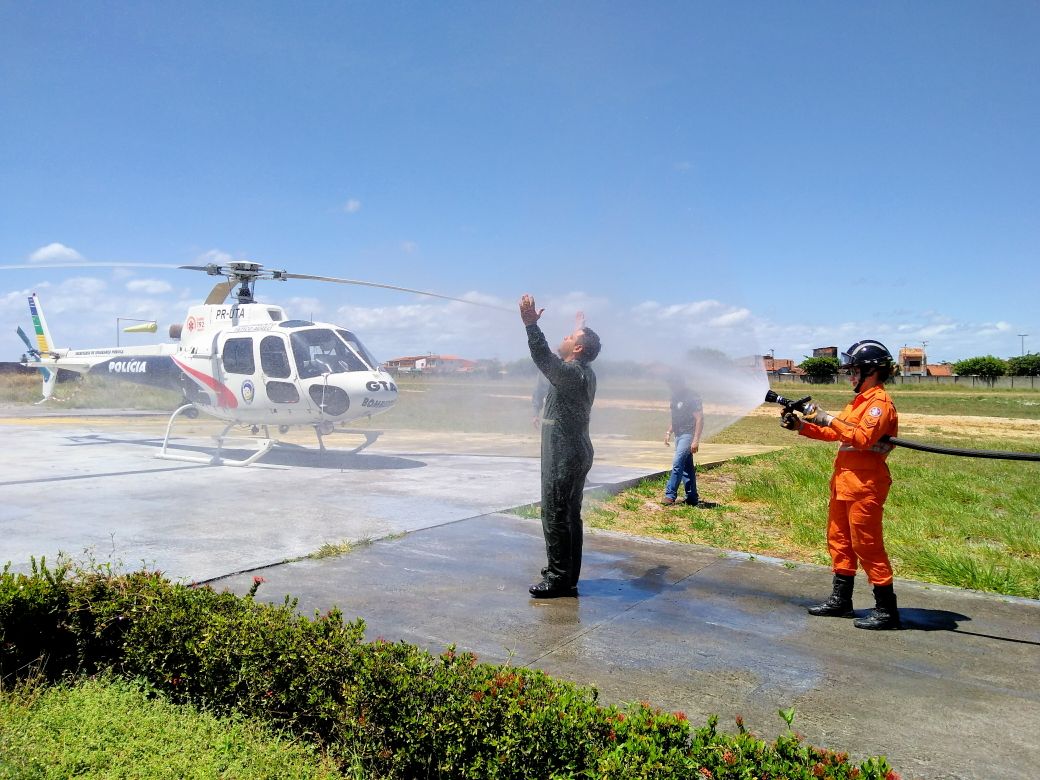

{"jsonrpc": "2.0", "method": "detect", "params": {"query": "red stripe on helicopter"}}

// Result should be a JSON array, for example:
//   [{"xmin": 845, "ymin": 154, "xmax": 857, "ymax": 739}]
[{"xmin": 172, "ymin": 358, "xmax": 239, "ymax": 408}]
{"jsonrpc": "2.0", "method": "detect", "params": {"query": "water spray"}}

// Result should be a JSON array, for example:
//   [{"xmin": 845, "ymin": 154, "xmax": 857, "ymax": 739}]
[{"xmin": 764, "ymin": 391, "xmax": 1040, "ymax": 462}]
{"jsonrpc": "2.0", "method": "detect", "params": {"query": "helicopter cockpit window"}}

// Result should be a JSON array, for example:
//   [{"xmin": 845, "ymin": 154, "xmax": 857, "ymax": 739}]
[
  {"xmin": 336, "ymin": 330, "xmax": 379, "ymax": 371},
  {"xmin": 222, "ymin": 337, "xmax": 255, "ymax": 375},
  {"xmin": 259, "ymin": 335, "xmax": 291, "ymax": 379},
  {"xmin": 291, "ymin": 328, "xmax": 368, "ymax": 379},
  {"xmin": 267, "ymin": 308, "xmax": 284, "ymax": 322}
]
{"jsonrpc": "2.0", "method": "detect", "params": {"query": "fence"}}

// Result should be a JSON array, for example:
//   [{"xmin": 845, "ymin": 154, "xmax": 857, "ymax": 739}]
[{"xmin": 770, "ymin": 373, "xmax": 1040, "ymax": 390}]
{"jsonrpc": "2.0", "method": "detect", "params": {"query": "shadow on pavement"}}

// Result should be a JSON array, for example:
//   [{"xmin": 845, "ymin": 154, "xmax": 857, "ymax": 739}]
[
  {"xmin": 62, "ymin": 433, "xmax": 427, "ymax": 470},
  {"xmin": 901, "ymin": 607, "xmax": 1040, "ymax": 645}
]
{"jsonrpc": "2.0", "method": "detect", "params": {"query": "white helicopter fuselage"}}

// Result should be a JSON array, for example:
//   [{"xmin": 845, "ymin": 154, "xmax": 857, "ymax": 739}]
[
  {"xmin": 176, "ymin": 301, "xmax": 399, "ymax": 426},
  {"xmin": 25, "ymin": 298, "xmax": 399, "ymax": 428}
]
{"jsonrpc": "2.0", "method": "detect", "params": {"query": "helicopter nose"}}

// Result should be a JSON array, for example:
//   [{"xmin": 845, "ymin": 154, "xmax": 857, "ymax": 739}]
[{"xmin": 358, "ymin": 373, "xmax": 398, "ymax": 413}]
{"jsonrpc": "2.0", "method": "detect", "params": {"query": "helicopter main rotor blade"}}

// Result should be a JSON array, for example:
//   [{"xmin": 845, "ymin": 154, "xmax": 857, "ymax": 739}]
[
  {"xmin": 283, "ymin": 272, "xmax": 511, "ymax": 312},
  {"xmin": 204, "ymin": 280, "xmax": 235, "ymax": 305},
  {"xmin": 0, "ymin": 263, "xmax": 182, "ymax": 271}
]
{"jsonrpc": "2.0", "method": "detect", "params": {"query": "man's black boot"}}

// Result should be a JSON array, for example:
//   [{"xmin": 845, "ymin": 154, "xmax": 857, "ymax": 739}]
[
  {"xmin": 854, "ymin": 583, "xmax": 902, "ymax": 630},
  {"xmin": 807, "ymin": 573, "xmax": 855, "ymax": 617},
  {"xmin": 529, "ymin": 578, "xmax": 577, "ymax": 598}
]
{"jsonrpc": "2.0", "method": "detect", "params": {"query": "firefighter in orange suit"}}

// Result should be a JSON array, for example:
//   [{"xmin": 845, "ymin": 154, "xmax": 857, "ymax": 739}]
[{"xmin": 781, "ymin": 340, "xmax": 901, "ymax": 630}]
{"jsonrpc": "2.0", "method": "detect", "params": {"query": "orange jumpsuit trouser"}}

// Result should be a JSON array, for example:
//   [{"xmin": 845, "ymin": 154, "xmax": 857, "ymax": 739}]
[{"xmin": 828, "ymin": 471, "xmax": 893, "ymax": 586}]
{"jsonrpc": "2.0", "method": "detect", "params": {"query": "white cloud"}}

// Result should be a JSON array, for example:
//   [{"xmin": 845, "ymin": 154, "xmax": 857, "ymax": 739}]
[
  {"xmin": 196, "ymin": 249, "xmax": 234, "ymax": 265},
  {"xmin": 57, "ymin": 276, "xmax": 107, "ymax": 298},
  {"xmin": 284, "ymin": 296, "xmax": 324, "ymax": 319},
  {"xmin": 334, "ymin": 298, "xmax": 516, "ymax": 360},
  {"xmin": 29, "ymin": 243, "xmax": 84, "ymax": 263},
  {"xmin": 343, "ymin": 199, "xmax": 362, "ymax": 213},
  {"xmin": 401, "ymin": 240, "xmax": 418, "ymax": 254},
  {"xmin": 709, "ymin": 308, "xmax": 751, "ymax": 327},
  {"xmin": 126, "ymin": 279, "xmax": 172, "ymax": 294}
]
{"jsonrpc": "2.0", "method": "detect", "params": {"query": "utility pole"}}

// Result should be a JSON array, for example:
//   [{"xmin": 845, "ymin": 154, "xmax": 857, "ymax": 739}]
[{"xmin": 1018, "ymin": 334, "xmax": 1028, "ymax": 356}]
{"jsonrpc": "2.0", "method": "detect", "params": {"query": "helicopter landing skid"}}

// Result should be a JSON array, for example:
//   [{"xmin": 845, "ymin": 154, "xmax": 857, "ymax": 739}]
[
  {"xmin": 314, "ymin": 427, "xmax": 382, "ymax": 454},
  {"xmin": 157, "ymin": 404, "xmax": 275, "ymax": 467}
]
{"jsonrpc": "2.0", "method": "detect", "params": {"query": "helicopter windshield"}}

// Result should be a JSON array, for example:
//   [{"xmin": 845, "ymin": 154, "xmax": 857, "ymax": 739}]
[
  {"xmin": 336, "ymin": 329, "xmax": 380, "ymax": 371},
  {"xmin": 291, "ymin": 328, "xmax": 371, "ymax": 378}
]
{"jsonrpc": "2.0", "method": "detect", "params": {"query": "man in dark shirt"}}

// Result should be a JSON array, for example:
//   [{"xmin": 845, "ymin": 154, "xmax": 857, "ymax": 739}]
[
  {"xmin": 662, "ymin": 374, "xmax": 704, "ymax": 506},
  {"xmin": 520, "ymin": 294, "xmax": 601, "ymax": 598}
]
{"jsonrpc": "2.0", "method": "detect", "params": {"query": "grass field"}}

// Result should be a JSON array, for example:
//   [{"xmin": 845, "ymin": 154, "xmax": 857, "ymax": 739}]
[
  {"xmin": 580, "ymin": 386, "xmax": 1040, "ymax": 599},
  {"xmin": 0, "ymin": 372, "xmax": 182, "ymax": 409},
  {"xmin": 0, "ymin": 675, "xmax": 347, "ymax": 779}
]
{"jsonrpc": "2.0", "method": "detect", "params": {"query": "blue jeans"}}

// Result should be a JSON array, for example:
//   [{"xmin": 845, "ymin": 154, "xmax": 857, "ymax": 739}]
[{"xmin": 665, "ymin": 432, "xmax": 698, "ymax": 504}]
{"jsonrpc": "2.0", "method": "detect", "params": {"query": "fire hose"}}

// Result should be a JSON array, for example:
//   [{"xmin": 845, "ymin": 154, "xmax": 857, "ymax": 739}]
[{"xmin": 764, "ymin": 391, "xmax": 1040, "ymax": 462}]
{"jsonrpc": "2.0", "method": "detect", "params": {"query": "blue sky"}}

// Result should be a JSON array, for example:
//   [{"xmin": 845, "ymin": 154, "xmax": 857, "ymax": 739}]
[{"xmin": 2, "ymin": 1, "xmax": 1037, "ymax": 366}]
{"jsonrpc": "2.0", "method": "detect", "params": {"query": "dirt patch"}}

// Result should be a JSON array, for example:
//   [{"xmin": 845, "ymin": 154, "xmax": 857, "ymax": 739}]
[
  {"xmin": 747, "ymin": 404, "xmax": 1040, "ymax": 443},
  {"xmin": 898, "ymin": 413, "xmax": 1040, "ymax": 443}
]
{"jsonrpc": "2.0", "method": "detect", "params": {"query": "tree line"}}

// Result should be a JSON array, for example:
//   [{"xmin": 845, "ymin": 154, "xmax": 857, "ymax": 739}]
[{"xmin": 798, "ymin": 353, "xmax": 1040, "ymax": 380}]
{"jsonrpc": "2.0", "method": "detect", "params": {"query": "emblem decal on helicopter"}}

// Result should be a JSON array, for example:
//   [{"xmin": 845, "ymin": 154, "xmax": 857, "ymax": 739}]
[{"xmin": 241, "ymin": 379, "xmax": 255, "ymax": 404}]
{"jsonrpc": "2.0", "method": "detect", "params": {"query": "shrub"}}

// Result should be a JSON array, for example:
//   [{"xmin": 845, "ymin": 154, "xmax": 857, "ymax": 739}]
[
  {"xmin": 952, "ymin": 355, "xmax": 1007, "ymax": 378},
  {"xmin": 0, "ymin": 563, "xmax": 899, "ymax": 779},
  {"xmin": 0, "ymin": 558, "xmax": 78, "ymax": 681},
  {"xmin": 798, "ymin": 356, "xmax": 840, "ymax": 382},
  {"xmin": 1006, "ymin": 353, "xmax": 1040, "ymax": 376}
]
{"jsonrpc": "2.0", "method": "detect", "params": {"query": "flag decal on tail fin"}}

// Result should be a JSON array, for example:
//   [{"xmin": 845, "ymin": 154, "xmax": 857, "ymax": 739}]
[
  {"xmin": 21, "ymin": 294, "xmax": 58, "ymax": 401},
  {"xmin": 28, "ymin": 294, "xmax": 53, "ymax": 354}
]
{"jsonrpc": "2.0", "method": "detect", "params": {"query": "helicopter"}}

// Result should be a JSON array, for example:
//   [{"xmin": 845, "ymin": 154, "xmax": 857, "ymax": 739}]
[{"xmin": 12, "ymin": 260, "xmax": 503, "ymax": 466}]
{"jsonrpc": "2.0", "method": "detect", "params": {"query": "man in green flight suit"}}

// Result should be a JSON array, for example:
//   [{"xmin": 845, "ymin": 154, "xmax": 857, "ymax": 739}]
[{"xmin": 520, "ymin": 294, "xmax": 601, "ymax": 598}]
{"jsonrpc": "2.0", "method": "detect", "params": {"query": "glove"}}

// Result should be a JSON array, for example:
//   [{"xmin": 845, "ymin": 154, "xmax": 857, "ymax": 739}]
[
  {"xmin": 801, "ymin": 403, "xmax": 834, "ymax": 427},
  {"xmin": 780, "ymin": 412, "xmax": 802, "ymax": 431}
]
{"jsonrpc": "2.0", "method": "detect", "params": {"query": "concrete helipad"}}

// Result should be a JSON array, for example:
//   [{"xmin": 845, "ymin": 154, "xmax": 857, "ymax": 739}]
[
  {"xmin": 0, "ymin": 409, "xmax": 771, "ymax": 582},
  {"xmin": 1, "ymin": 409, "xmax": 1037, "ymax": 779}
]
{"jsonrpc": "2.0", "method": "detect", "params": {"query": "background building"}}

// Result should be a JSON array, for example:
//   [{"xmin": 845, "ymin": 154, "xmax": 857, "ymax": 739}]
[
  {"xmin": 899, "ymin": 347, "xmax": 927, "ymax": 376},
  {"xmin": 384, "ymin": 354, "xmax": 477, "ymax": 374}
]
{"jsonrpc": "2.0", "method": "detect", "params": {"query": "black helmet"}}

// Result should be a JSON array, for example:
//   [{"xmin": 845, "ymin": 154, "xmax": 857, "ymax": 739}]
[{"xmin": 841, "ymin": 340, "xmax": 894, "ymax": 372}]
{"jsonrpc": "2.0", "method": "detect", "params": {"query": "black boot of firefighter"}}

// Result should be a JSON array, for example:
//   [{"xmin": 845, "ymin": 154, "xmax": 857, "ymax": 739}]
[
  {"xmin": 854, "ymin": 583, "xmax": 902, "ymax": 630},
  {"xmin": 807, "ymin": 573, "xmax": 855, "ymax": 617}
]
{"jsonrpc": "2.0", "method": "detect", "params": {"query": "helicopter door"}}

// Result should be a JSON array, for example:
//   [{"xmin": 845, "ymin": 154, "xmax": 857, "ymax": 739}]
[
  {"xmin": 217, "ymin": 335, "xmax": 256, "ymax": 408},
  {"xmin": 258, "ymin": 335, "xmax": 299, "ymax": 404}
]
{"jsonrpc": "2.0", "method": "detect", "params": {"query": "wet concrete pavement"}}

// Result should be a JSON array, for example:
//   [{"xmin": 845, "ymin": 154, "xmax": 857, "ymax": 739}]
[
  {"xmin": 212, "ymin": 513, "xmax": 1040, "ymax": 780},
  {"xmin": 2, "ymin": 411, "xmax": 1038, "ymax": 779}
]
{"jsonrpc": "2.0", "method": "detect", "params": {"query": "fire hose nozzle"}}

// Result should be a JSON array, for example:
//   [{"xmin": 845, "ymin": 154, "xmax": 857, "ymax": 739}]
[{"xmin": 764, "ymin": 390, "xmax": 813, "ymax": 414}]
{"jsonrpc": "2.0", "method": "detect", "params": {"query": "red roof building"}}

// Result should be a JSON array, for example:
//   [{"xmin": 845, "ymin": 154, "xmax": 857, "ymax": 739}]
[{"xmin": 385, "ymin": 354, "xmax": 477, "ymax": 373}]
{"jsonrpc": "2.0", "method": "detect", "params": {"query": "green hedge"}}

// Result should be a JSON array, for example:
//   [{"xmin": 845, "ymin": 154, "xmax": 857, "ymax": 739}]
[{"xmin": 0, "ymin": 560, "xmax": 899, "ymax": 779}]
